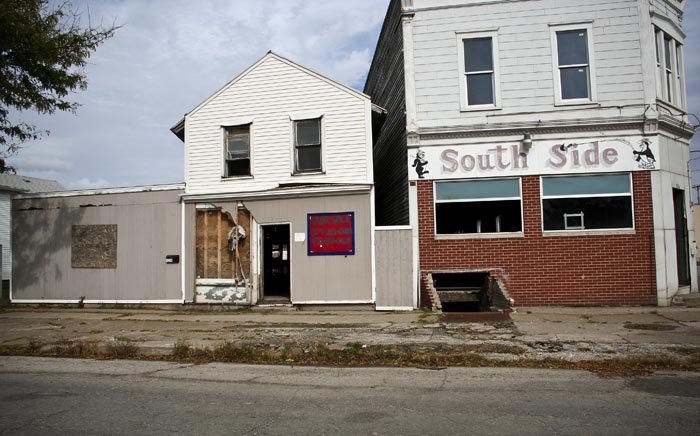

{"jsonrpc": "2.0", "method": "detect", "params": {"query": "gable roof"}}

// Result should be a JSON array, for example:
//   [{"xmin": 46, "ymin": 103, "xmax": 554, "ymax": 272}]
[
  {"xmin": 170, "ymin": 51, "xmax": 372, "ymax": 140},
  {"xmin": 0, "ymin": 173, "xmax": 64, "ymax": 193}
]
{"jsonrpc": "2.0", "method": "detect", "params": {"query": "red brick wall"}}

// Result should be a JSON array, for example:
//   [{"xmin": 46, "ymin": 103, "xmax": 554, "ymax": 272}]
[{"xmin": 417, "ymin": 172, "xmax": 656, "ymax": 306}]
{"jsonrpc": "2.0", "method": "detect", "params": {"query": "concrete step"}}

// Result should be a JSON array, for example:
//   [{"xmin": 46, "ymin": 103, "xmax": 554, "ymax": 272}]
[
  {"xmin": 673, "ymin": 292, "xmax": 700, "ymax": 308},
  {"xmin": 437, "ymin": 290, "xmax": 481, "ymax": 303}
]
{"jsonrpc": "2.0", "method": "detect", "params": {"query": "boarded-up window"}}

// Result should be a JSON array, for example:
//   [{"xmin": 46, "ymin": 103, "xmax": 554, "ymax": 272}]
[
  {"xmin": 196, "ymin": 208, "xmax": 251, "ymax": 280},
  {"xmin": 71, "ymin": 225, "xmax": 117, "ymax": 269}
]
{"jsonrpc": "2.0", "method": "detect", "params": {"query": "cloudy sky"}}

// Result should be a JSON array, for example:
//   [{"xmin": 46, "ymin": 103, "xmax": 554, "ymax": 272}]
[{"xmin": 6, "ymin": 0, "xmax": 700, "ymax": 192}]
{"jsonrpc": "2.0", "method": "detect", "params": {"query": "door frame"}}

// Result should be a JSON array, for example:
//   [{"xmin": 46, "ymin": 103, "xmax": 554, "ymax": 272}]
[
  {"xmin": 672, "ymin": 188, "xmax": 691, "ymax": 288},
  {"xmin": 259, "ymin": 222, "xmax": 293, "ymax": 303}
]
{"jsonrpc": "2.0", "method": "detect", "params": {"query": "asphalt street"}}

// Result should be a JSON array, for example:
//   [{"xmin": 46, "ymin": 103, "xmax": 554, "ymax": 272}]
[{"xmin": 0, "ymin": 357, "xmax": 699, "ymax": 436}]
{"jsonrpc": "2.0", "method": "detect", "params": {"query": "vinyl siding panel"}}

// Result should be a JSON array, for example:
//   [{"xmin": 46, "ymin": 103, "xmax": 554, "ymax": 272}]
[
  {"xmin": 409, "ymin": 0, "xmax": 646, "ymax": 128},
  {"xmin": 186, "ymin": 56, "xmax": 371, "ymax": 195},
  {"xmin": 0, "ymin": 193, "xmax": 10, "ymax": 283}
]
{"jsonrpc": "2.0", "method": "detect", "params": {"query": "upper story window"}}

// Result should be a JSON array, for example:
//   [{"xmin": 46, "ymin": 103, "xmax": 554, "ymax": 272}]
[
  {"xmin": 655, "ymin": 27, "xmax": 685, "ymax": 109},
  {"xmin": 294, "ymin": 118, "xmax": 323, "ymax": 173},
  {"xmin": 224, "ymin": 124, "xmax": 251, "ymax": 177},
  {"xmin": 550, "ymin": 23, "xmax": 597, "ymax": 105},
  {"xmin": 457, "ymin": 31, "xmax": 501, "ymax": 111}
]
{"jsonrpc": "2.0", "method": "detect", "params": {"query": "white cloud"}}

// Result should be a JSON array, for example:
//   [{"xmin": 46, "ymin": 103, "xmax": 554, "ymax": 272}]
[
  {"xmin": 5, "ymin": 0, "xmax": 389, "ymax": 189},
  {"xmin": 65, "ymin": 178, "xmax": 113, "ymax": 190},
  {"xmin": 11, "ymin": 154, "xmax": 70, "ymax": 174}
]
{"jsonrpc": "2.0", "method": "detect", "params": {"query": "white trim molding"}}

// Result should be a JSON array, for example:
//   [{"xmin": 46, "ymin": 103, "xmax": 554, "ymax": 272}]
[
  {"xmin": 549, "ymin": 22, "xmax": 598, "ymax": 106},
  {"xmin": 456, "ymin": 29, "xmax": 502, "ymax": 111}
]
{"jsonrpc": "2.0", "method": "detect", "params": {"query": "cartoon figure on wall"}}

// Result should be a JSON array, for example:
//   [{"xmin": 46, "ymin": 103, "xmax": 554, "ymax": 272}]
[
  {"xmin": 633, "ymin": 138, "xmax": 656, "ymax": 169},
  {"xmin": 412, "ymin": 149, "xmax": 429, "ymax": 179}
]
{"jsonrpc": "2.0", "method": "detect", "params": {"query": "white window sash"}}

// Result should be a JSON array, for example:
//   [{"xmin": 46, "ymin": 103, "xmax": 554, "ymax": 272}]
[
  {"xmin": 456, "ymin": 30, "xmax": 501, "ymax": 111},
  {"xmin": 549, "ymin": 22, "xmax": 597, "ymax": 106}
]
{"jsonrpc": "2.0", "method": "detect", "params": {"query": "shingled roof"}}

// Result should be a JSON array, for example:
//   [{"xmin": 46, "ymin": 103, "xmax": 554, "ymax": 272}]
[{"xmin": 0, "ymin": 173, "xmax": 64, "ymax": 193}]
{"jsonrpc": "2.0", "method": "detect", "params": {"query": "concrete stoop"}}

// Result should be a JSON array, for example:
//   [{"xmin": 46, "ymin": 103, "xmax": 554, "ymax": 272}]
[{"xmin": 674, "ymin": 292, "xmax": 700, "ymax": 308}]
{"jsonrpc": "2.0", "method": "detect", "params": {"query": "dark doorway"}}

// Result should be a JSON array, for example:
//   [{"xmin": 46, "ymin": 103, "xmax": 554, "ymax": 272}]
[
  {"xmin": 432, "ymin": 272, "xmax": 490, "ymax": 312},
  {"xmin": 673, "ymin": 189, "xmax": 690, "ymax": 287},
  {"xmin": 262, "ymin": 224, "xmax": 291, "ymax": 302}
]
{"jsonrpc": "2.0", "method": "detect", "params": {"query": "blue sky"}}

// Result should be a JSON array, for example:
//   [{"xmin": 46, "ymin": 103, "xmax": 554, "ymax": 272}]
[{"xmin": 6, "ymin": 0, "xmax": 700, "ymax": 192}]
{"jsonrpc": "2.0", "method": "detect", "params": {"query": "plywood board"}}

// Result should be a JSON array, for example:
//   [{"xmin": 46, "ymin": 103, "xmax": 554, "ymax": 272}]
[{"xmin": 71, "ymin": 224, "xmax": 117, "ymax": 269}]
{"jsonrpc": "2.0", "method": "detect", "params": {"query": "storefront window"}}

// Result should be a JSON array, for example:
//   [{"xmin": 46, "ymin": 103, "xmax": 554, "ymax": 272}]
[
  {"xmin": 435, "ymin": 179, "xmax": 522, "ymax": 234},
  {"xmin": 541, "ymin": 173, "xmax": 633, "ymax": 231}
]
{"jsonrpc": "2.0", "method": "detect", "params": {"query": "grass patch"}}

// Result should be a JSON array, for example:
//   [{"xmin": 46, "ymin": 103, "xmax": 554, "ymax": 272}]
[
  {"xmin": 670, "ymin": 346, "xmax": 700, "ymax": 357},
  {"xmin": 416, "ymin": 310, "xmax": 441, "ymax": 325},
  {"xmin": 1, "ymin": 339, "xmax": 699, "ymax": 378},
  {"xmin": 89, "ymin": 329, "xmax": 104, "ymax": 334},
  {"xmin": 104, "ymin": 339, "xmax": 139, "ymax": 359}
]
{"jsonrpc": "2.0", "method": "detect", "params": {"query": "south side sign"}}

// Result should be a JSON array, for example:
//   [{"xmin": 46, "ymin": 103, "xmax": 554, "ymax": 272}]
[{"xmin": 408, "ymin": 136, "xmax": 659, "ymax": 181}]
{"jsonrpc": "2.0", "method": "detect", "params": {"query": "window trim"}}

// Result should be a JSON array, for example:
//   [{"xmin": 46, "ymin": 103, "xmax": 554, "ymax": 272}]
[
  {"xmin": 291, "ymin": 116, "xmax": 325, "ymax": 175},
  {"xmin": 433, "ymin": 177, "xmax": 524, "ymax": 238},
  {"xmin": 654, "ymin": 26, "xmax": 686, "ymax": 110},
  {"xmin": 549, "ymin": 22, "xmax": 597, "ymax": 106},
  {"xmin": 222, "ymin": 123, "xmax": 253, "ymax": 179},
  {"xmin": 456, "ymin": 30, "xmax": 502, "ymax": 111},
  {"xmin": 539, "ymin": 173, "xmax": 635, "ymax": 234}
]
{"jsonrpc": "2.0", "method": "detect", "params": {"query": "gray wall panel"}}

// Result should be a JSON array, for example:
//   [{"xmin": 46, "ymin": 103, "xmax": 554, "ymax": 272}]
[
  {"xmin": 375, "ymin": 228, "xmax": 413, "ymax": 308},
  {"xmin": 244, "ymin": 193, "xmax": 373, "ymax": 303},
  {"xmin": 12, "ymin": 189, "xmax": 183, "ymax": 302}
]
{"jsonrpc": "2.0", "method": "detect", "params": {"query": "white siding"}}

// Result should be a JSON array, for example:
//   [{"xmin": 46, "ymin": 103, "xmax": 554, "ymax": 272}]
[
  {"xmin": 185, "ymin": 55, "xmax": 371, "ymax": 195},
  {"xmin": 0, "ymin": 193, "xmax": 10, "ymax": 283},
  {"xmin": 409, "ymin": 0, "xmax": 646, "ymax": 128}
]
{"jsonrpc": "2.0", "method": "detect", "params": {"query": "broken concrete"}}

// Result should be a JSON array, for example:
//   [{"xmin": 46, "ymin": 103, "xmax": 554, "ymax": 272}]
[{"xmin": 1, "ymin": 306, "xmax": 699, "ymax": 366}]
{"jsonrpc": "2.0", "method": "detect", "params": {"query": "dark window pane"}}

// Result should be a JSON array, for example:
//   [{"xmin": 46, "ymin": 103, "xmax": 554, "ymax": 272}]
[
  {"xmin": 436, "ymin": 179, "xmax": 520, "ymax": 200},
  {"xmin": 466, "ymin": 73, "xmax": 494, "ymax": 105},
  {"xmin": 296, "ymin": 119, "xmax": 321, "ymax": 146},
  {"xmin": 542, "ymin": 174, "xmax": 630, "ymax": 196},
  {"xmin": 664, "ymin": 36, "xmax": 673, "ymax": 68},
  {"xmin": 435, "ymin": 200, "xmax": 522, "ymax": 234},
  {"xmin": 226, "ymin": 159, "xmax": 250, "ymax": 177},
  {"xmin": 543, "ymin": 196, "xmax": 633, "ymax": 231},
  {"xmin": 227, "ymin": 134, "xmax": 249, "ymax": 157},
  {"xmin": 560, "ymin": 67, "xmax": 589, "ymax": 99},
  {"xmin": 297, "ymin": 145, "xmax": 322, "ymax": 172},
  {"xmin": 464, "ymin": 38, "xmax": 493, "ymax": 72},
  {"xmin": 557, "ymin": 30, "xmax": 588, "ymax": 65}
]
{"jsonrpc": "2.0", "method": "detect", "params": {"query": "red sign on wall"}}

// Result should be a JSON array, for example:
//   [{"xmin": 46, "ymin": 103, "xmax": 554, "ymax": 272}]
[{"xmin": 307, "ymin": 212, "xmax": 355, "ymax": 256}]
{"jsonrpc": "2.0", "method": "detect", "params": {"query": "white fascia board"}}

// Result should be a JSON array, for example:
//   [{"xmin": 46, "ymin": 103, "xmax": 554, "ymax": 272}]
[
  {"xmin": 181, "ymin": 184, "xmax": 372, "ymax": 202},
  {"xmin": 15, "ymin": 183, "xmax": 185, "ymax": 199},
  {"xmin": 11, "ymin": 299, "xmax": 184, "ymax": 304},
  {"xmin": 375, "ymin": 306, "xmax": 414, "ymax": 311},
  {"xmin": 292, "ymin": 300, "xmax": 374, "ymax": 305},
  {"xmin": 375, "ymin": 225, "xmax": 412, "ymax": 231}
]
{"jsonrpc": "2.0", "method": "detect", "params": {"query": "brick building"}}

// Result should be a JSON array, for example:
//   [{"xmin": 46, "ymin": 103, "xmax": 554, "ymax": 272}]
[{"xmin": 365, "ymin": 0, "xmax": 696, "ymax": 307}]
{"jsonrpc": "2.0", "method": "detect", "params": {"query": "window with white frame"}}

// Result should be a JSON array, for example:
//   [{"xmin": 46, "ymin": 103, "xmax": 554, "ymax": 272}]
[
  {"xmin": 541, "ymin": 174, "xmax": 633, "ymax": 231},
  {"xmin": 457, "ymin": 31, "xmax": 500, "ymax": 109},
  {"xmin": 224, "ymin": 124, "xmax": 251, "ymax": 177},
  {"xmin": 294, "ymin": 118, "xmax": 322, "ymax": 173},
  {"xmin": 550, "ymin": 23, "xmax": 597, "ymax": 104},
  {"xmin": 655, "ymin": 27, "xmax": 685, "ymax": 108},
  {"xmin": 435, "ymin": 179, "xmax": 522, "ymax": 235}
]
